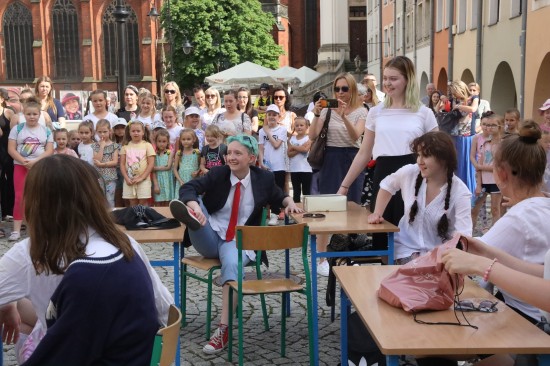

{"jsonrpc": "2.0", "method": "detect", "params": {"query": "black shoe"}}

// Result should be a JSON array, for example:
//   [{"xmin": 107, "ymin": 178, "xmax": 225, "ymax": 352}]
[{"xmin": 169, "ymin": 200, "xmax": 201, "ymax": 231}]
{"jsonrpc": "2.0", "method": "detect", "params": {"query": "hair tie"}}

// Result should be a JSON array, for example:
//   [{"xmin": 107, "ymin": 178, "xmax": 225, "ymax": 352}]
[{"xmin": 518, "ymin": 135, "xmax": 538, "ymax": 144}]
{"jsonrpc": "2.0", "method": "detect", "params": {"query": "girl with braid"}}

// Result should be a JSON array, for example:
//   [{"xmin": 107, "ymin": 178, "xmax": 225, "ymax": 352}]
[{"xmin": 368, "ymin": 131, "xmax": 472, "ymax": 264}]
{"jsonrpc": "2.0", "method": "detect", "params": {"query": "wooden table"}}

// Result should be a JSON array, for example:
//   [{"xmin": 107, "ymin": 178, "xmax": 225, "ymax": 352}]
[
  {"xmin": 334, "ymin": 265, "xmax": 550, "ymax": 366},
  {"xmin": 116, "ymin": 207, "xmax": 185, "ymax": 366},
  {"xmin": 291, "ymin": 202, "xmax": 399, "ymax": 366}
]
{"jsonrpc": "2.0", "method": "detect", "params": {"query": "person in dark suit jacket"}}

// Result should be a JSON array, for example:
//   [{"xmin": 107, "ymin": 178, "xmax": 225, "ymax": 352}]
[{"xmin": 170, "ymin": 134, "xmax": 302, "ymax": 355}]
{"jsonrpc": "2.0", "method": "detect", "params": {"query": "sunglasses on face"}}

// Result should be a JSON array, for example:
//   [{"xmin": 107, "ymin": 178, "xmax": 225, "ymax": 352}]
[
  {"xmin": 164, "ymin": 90, "xmax": 176, "ymax": 94},
  {"xmin": 205, "ymin": 94, "xmax": 217, "ymax": 99},
  {"xmin": 273, "ymin": 95, "xmax": 285, "ymax": 100},
  {"xmin": 454, "ymin": 300, "xmax": 498, "ymax": 313},
  {"xmin": 334, "ymin": 86, "xmax": 350, "ymax": 93}
]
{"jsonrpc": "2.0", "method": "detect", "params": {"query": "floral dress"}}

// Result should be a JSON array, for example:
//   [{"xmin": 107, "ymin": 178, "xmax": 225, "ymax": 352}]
[
  {"xmin": 174, "ymin": 149, "xmax": 200, "ymax": 199},
  {"xmin": 154, "ymin": 151, "xmax": 174, "ymax": 203}
]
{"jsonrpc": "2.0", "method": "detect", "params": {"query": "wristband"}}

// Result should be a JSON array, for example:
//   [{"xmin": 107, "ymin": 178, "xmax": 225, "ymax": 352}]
[
  {"xmin": 340, "ymin": 185, "xmax": 349, "ymax": 189},
  {"xmin": 314, "ymin": 113, "xmax": 321, "ymax": 117},
  {"xmin": 482, "ymin": 258, "xmax": 498, "ymax": 282}
]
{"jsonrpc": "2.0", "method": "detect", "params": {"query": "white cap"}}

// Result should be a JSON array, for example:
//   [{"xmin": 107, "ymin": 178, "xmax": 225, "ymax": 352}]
[
  {"xmin": 184, "ymin": 106, "xmax": 201, "ymax": 116},
  {"xmin": 152, "ymin": 120, "xmax": 166, "ymax": 130},
  {"xmin": 265, "ymin": 104, "xmax": 280, "ymax": 114},
  {"xmin": 112, "ymin": 118, "xmax": 127, "ymax": 128}
]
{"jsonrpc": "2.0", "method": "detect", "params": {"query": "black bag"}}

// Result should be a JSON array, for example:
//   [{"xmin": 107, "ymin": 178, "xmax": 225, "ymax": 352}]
[
  {"xmin": 337, "ymin": 312, "xmax": 386, "ymax": 366},
  {"xmin": 436, "ymin": 108, "xmax": 462, "ymax": 135},
  {"xmin": 307, "ymin": 109, "xmax": 331, "ymax": 170},
  {"xmin": 111, "ymin": 205, "xmax": 181, "ymax": 230}
]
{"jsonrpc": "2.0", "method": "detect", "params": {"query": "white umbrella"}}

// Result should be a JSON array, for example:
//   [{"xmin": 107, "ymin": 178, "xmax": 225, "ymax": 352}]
[
  {"xmin": 290, "ymin": 66, "xmax": 321, "ymax": 86},
  {"xmin": 271, "ymin": 65, "xmax": 298, "ymax": 84},
  {"xmin": 204, "ymin": 61, "xmax": 279, "ymax": 88}
]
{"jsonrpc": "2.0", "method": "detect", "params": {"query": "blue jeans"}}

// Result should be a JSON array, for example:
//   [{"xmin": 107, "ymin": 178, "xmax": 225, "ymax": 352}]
[{"xmin": 188, "ymin": 200, "xmax": 250, "ymax": 284}]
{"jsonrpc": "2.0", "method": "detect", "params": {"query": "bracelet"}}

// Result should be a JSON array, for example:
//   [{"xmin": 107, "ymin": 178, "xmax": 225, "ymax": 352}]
[
  {"xmin": 340, "ymin": 185, "xmax": 349, "ymax": 189},
  {"xmin": 314, "ymin": 113, "xmax": 321, "ymax": 117},
  {"xmin": 482, "ymin": 258, "xmax": 498, "ymax": 282}
]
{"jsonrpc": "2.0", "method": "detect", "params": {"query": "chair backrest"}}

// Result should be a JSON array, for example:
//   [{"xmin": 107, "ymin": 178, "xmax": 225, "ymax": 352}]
[
  {"xmin": 236, "ymin": 223, "xmax": 309, "ymax": 251},
  {"xmin": 150, "ymin": 304, "xmax": 182, "ymax": 366}
]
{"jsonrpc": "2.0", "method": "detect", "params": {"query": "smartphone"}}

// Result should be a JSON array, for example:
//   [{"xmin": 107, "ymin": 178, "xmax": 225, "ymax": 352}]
[{"xmin": 319, "ymin": 99, "xmax": 339, "ymax": 109}]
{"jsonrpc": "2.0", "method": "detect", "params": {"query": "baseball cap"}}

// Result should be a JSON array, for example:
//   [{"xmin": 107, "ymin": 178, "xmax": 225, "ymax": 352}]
[
  {"xmin": 539, "ymin": 99, "xmax": 550, "ymax": 113},
  {"xmin": 260, "ymin": 83, "xmax": 270, "ymax": 90},
  {"xmin": 152, "ymin": 120, "xmax": 166, "ymax": 130},
  {"xmin": 184, "ymin": 106, "xmax": 200, "ymax": 117},
  {"xmin": 265, "ymin": 104, "xmax": 280, "ymax": 114},
  {"xmin": 226, "ymin": 134, "xmax": 259, "ymax": 156},
  {"xmin": 112, "ymin": 118, "xmax": 127, "ymax": 128}
]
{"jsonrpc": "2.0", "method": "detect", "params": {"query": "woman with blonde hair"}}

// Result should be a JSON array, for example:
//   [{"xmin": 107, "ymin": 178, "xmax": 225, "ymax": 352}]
[
  {"xmin": 161, "ymin": 81, "xmax": 185, "ymax": 125},
  {"xmin": 34, "ymin": 76, "xmax": 65, "ymax": 127},
  {"xmin": 201, "ymin": 87, "xmax": 225, "ymax": 128},
  {"xmin": 362, "ymin": 79, "xmax": 381, "ymax": 109},
  {"xmin": 309, "ymin": 72, "xmax": 369, "ymax": 276},
  {"xmin": 338, "ymin": 56, "xmax": 437, "ymax": 255}
]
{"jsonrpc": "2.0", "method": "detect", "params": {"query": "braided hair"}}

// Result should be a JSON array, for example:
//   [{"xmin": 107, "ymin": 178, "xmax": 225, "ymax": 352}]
[{"xmin": 408, "ymin": 131, "xmax": 457, "ymax": 241}]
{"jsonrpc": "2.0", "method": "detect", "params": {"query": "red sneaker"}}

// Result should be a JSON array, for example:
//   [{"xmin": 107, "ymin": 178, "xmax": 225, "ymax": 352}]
[{"xmin": 202, "ymin": 324, "xmax": 229, "ymax": 354}]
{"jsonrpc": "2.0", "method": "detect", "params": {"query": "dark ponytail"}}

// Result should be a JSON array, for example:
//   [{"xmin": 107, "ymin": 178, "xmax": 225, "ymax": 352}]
[
  {"xmin": 408, "ymin": 172, "xmax": 423, "ymax": 224},
  {"xmin": 436, "ymin": 170, "xmax": 453, "ymax": 240}
]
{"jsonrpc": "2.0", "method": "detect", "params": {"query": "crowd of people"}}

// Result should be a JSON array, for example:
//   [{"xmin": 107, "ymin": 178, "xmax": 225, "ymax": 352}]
[{"xmin": 1, "ymin": 54, "xmax": 550, "ymax": 365}]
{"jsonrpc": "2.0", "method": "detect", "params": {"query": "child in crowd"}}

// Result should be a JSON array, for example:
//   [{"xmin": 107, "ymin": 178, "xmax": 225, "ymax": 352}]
[
  {"xmin": 77, "ymin": 120, "xmax": 95, "ymax": 165},
  {"xmin": 152, "ymin": 128, "xmax": 174, "ymax": 206},
  {"xmin": 173, "ymin": 129, "xmax": 200, "ymax": 197},
  {"xmin": 68, "ymin": 129, "xmax": 80, "ymax": 155},
  {"xmin": 470, "ymin": 112, "xmax": 491, "ymax": 232},
  {"xmin": 112, "ymin": 118, "xmax": 127, "ymax": 207},
  {"xmin": 92, "ymin": 119, "xmax": 120, "ymax": 207},
  {"xmin": 258, "ymin": 104, "xmax": 288, "ymax": 223},
  {"xmin": 287, "ymin": 116, "xmax": 312, "ymax": 203},
  {"xmin": 119, "ymin": 121, "xmax": 155, "ymax": 206},
  {"xmin": 539, "ymin": 98, "xmax": 550, "ymax": 133},
  {"xmin": 82, "ymin": 90, "xmax": 119, "ymax": 129},
  {"xmin": 53, "ymin": 129, "xmax": 78, "ymax": 158},
  {"xmin": 199, "ymin": 125, "xmax": 227, "ymax": 175},
  {"xmin": 7, "ymin": 96, "xmax": 53, "ymax": 241},
  {"xmin": 161, "ymin": 106, "xmax": 183, "ymax": 150},
  {"xmin": 472, "ymin": 112, "xmax": 503, "ymax": 232},
  {"xmin": 504, "ymin": 108, "xmax": 520, "ymax": 135},
  {"xmin": 136, "ymin": 92, "xmax": 158, "ymax": 130},
  {"xmin": 184, "ymin": 107, "xmax": 205, "ymax": 150},
  {"xmin": 542, "ymin": 129, "xmax": 550, "ymax": 193}
]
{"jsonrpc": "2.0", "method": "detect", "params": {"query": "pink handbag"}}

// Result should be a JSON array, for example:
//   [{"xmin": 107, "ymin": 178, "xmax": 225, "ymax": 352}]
[{"xmin": 378, "ymin": 233, "xmax": 467, "ymax": 313}]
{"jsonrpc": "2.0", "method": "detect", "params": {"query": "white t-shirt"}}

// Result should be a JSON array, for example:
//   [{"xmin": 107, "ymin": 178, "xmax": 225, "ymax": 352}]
[
  {"xmin": 316, "ymin": 107, "xmax": 367, "ymax": 148},
  {"xmin": 78, "ymin": 142, "xmax": 95, "ymax": 165},
  {"xmin": 289, "ymin": 135, "xmax": 312, "ymax": 173},
  {"xmin": 259, "ymin": 125, "xmax": 288, "ymax": 172},
  {"xmin": 136, "ymin": 114, "xmax": 160, "ymax": 130},
  {"xmin": 201, "ymin": 108, "xmax": 226, "ymax": 128},
  {"xmin": 8, "ymin": 123, "xmax": 53, "ymax": 165},
  {"xmin": 481, "ymin": 195, "xmax": 550, "ymax": 320},
  {"xmin": 380, "ymin": 164, "xmax": 472, "ymax": 260},
  {"xmin": 82, "ymin": 112, "xmax": 119, "ymax": 129},
  {"xmin": 366, "ymin": 105, "xmax": 438, "ymax": 159},
  {"xmin": 543, "ymin": 249, "xmax": 550, "ymax": 320},
  {"xmin": 166, "ymin": 125, "xmax": 184, "ymax": 150}
]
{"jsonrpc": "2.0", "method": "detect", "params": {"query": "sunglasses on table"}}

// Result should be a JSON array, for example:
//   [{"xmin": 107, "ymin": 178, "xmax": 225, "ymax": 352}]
[
  {"xmin": 164, "ymin": 90, "xmax": 177, "ymax": 94},
  {"xmin": 302, "ymin": 213, "xmax": 325, "ymax": 218},
  {"xmin": 334, "ymin": 86, "xmax": 350, "ymax": 93},
  {"xmin": 273, "ymin": 95, "xmax": 286, "ymax": 100},
  {"xmin": 454, "ymin": 300, "xmax": 498, "ymax": 313}
]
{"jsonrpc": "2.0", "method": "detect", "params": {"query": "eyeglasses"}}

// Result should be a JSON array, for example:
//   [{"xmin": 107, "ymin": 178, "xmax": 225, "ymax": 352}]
[
  {"xmin": 273, "ymin": 95, "xmax": 285, "ymax": 100},
  {"xmin": 205, "ymin": 94, "xmax": 216, "ymax": 99},
  {"xmin": 164, "ymin": 90, "xmax": 176, "ymax": 94},
  {"xmin": 454, "ymin": 300, "xmax": 498, "ymax": 313},
  {"xmin": 484, "ymin": 124, "xmax": 499, "ymax": 128},
  {"xmin": 334, "ymin": 86, "xmax": 350, "ymax": 93},
  {"xmin": 237, "ymin": 96, "xmax": 248, "ymax": 99}
]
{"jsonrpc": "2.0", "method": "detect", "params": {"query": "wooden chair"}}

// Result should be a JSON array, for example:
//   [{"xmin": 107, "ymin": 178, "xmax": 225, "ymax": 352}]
[
  {"xmin": 227, "ymin": 223, "xmax": 314, "ymax": 365},
  {"xmin": 149, "ymin": 304, "xmax": 181, "ymax": 366},
  {"xmin": 180, "ymin": 209, "xmax": 269, "ymax": 339}
]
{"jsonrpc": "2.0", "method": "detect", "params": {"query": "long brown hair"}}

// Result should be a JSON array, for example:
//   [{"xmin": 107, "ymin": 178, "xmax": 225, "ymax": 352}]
[
  {"xmin": 27, "ymin": 155, "xmax": 133, "ymax": 275},
  {"xmin": 35, "ymin": 76, "xmax": 57, "ymax": 115}
]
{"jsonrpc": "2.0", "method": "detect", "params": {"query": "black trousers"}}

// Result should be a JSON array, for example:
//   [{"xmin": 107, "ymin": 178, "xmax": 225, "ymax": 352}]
[{"xmin": 290, "ymin": 172, "xmax": 312, "ymax": 203}]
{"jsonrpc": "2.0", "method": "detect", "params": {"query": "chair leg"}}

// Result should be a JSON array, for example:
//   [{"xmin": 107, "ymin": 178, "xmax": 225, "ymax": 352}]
[
  {"xmin": 238, "ymin": 289, "xmax": 244, "ymax": 366},
  {"xmin": 260, "ymin": 294, "xmax": 269, "ymax": 331},
  {"xmin": 228, "ymin": 287, "xmax": 234, "ymax": 362},
  {"xmin": 306, "ymin": 292, "xmax": 315, "ymax": 366},
  {"xmin": 181, "ymin": 264, "xmax": 188, "ymax": 327},
  {"xmin": 206, "ymin": 268, "xmax": 215, "ymax": 340},
  {"xmin": 281, "ymin": 292, "xmax": 287, "ymax": 357}
]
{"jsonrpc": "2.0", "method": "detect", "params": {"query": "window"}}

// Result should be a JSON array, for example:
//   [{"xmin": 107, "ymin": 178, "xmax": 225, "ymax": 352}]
[
  {"xmin": 416, "ymin": 4, "xmax": 422, "ymax": 41},
  {"xmin": 384, "ymin": 28, "xmax": 388, "ymax": 57},
  {"xmin": 424, "ymin": 0, "xmax": 431, "ymax": 38},
  {"xmin": 489, "ymin": 0, "xmax": 500, "ymax": 25},
  {"xmin": 102, "ymin": 0, "xmax": 140, "ymax": 78},
  {"xmin": 350, "ymin": 6, "xmax": 366, "ymax": 17},
  {"xmin": 471, "ymin": 0, "xmax": 479, "ymax": 29},
  {"xmin": 457, "ymin": 0, "xmax": 466, "ymax": 33},
  {"xmin": 389, "ymin": 25, "xmax": 393, "ymax": 56},
  {"xmin": 2, "ymin": 1, "xmax": 35, "ymax": 81},
  {"xmin": 396, "ymin": 16, "xmax": 401, "ymax": 51},
  {"xmin": 510, "ymin": 0, "xmax": 522, "ymax": 18},
  {"xmin": 444, "ymin": 0, "xmax": 450, "ymax": 29},
  {"xmin": 436, "ymin": 0, "xmax": 443, "ymax": 32},
  {"xmin": 52, "ymin": 0, "xmax": 81, "ymax": 80}
]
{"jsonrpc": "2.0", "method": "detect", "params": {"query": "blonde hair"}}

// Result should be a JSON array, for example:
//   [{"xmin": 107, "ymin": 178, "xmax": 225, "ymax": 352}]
[
  {"xmin": 205, "ymin": 124, "xmax": 223, "ymax": 139},
  {"xmin": 332, "ymin": 73, "xmax": 362, "ymax": 109},
  {"xmin": 204, "ymin": 87, "xmax": 222, "ymax": 110},
  {"xmin": 450, "ymin": 80, "xmax": 470, "ymax": 101},
  {"xmin": 364, "ymin": 80, "xmax": 380, "ymax": 105},
  {"xmin": 162, "ymin": 81, "xmax": 183, "ymax": 107},
  {"xmin": 383, "ymin": 56, "xmax": 421, "ymax": 112}
]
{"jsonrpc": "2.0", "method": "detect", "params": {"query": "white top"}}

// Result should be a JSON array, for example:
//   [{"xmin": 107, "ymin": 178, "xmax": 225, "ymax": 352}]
[
  {"xmin": 201, "ymin": 108, "xmax": 225, "ymax": 128},
  {"xmin": 8, "ymin": 123, "xmax": 53, "ymax": 165},
  {"xmin": 317, "ymin": 107, "xmax": 368, "ymax": 148},
  {"xmin": 375, "ymin": 89, "xmax": 386, "ymax": 103},
  {"xmin": 289, "ymin": 135, "xmax": 312, "ymax": 173},
  {"xmin": 259, "ymin": 125, "xmax": 288, "ymax": 172},
  {"xmin": 482, "ymin": 195, "xmax": 550, "ymax": 320},
  {"xmin": 82, "ymin": 112, "xmax": 119, "ymax": 129},
  {"xmin": 166, "ymin": 125, "xmax": 184, "ymax": 150},
  {"xmin": 304, "ymin": 111, "xmax": 315, "ymax": 123},
  {"xmin": 279, "ymin": 111, "xmax": 294, "ymax": 134},
  {"xmin": 136, "ymin": 114, "xmax": 160, "ymax": 130},
  {"xmin": 366, "ymin": 105, "xmax": 438, "ymax": 159},
  {"xmin": 0, "ymin": 230, "xmax": 173, "ymax": 327},
  {"xmin": 380, "ymin": 164, "xmax": 472, "ymax": 260},
  {"xmin": 212, "ymin": 112, "xmax": 252, "ymax": 136},
  {"xmin": 543, "ymin": 249, "xmax": 550, "ymax": 320},
  {"xmin": 78, "ymin": 142, "xmax": 95, "ymax": 165}
]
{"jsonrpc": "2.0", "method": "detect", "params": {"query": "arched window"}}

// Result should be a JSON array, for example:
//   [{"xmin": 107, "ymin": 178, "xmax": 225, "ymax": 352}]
[
  {"xmin": 2, "ymin": 1, "xmax": 35, "ymax": 81},
  {"xmin": 52, "ymin": 0, "xmax": 81, "ymax": 80},
  {"xmin": 102, "ymin": 1, "xmax": 140, "ymax": 78}
]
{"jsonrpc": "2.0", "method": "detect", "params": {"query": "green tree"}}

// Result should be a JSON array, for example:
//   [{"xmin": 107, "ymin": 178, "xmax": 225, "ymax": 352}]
[{"xmin": 162, "ymin": 0, "xmax": 283, "ymax": 90}]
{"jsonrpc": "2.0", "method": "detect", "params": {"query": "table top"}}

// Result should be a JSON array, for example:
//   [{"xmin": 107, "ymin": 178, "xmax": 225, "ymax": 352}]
[
  {"xmin": 334, "ymin": 265, "xmax": 550, "ymax": 355},
  {"xmin": 115, "ymin": 207, "xmax": 185, "ymax": 243},
  {"xmin": 291, "ymin": 202, "xmax": 399, "ymax": 235}
]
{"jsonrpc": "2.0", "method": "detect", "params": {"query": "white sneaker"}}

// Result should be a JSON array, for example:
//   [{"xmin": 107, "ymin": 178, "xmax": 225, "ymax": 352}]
[
  {"xmin": 267, "ymin": 213, "xmax": 278, "ymax": 226},
  {"xmin": 8, "ymin": 231, "xmax": 20, "ymax": 241},
  {"xmin": 317, "ymin": 260, "xmax": 330, "ymax": 277}
]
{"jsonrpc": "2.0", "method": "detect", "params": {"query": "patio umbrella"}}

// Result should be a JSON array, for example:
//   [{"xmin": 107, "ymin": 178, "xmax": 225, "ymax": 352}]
[
  {"xmin": 271, "ymin": 65, "xmax": 298, "ymax": 84},
  {"xmin": 204, "ymin": 61, "xmax": 279, "ymax": 88},
  {"xmin": 290, "ymin": 66, "xmax": 321, "ymax": 86}
]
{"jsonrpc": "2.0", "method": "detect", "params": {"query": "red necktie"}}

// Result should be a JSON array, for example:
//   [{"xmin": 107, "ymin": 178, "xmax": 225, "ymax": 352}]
[{"xmin": 225, "ymin": 181, "xmax": 241, "ymax": 241}]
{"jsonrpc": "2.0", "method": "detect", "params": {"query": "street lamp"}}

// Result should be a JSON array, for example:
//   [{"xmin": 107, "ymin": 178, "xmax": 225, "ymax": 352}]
[
  {"xmin": 113, "ymin": 0, "xmax": 129, "ymax": 109},
  {"xmin": 182, "ymin": 38, "xmax": 193, "ymax": 55}
]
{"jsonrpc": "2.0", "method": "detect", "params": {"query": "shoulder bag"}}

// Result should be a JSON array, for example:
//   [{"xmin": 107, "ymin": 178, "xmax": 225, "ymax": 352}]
[{"xmin": 307, "ymin": 109, "xmax": 331, "ymax": 170}]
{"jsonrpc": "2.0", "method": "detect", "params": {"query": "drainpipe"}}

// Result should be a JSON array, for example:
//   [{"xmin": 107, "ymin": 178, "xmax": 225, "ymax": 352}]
[
  {"xmin": 379, "ymin": 0, "xmax": 384, "ymax": 79},
  {"xmin": 475, "ymin": 0, "xmax": 482, "ymax": 85},
  {"xmin": 447, "ymin": 0, "xmax": 454, "ymax": 82},
  {"xmin": 429, "ymin": 0, "xmax": 434, "ymax": 81},
  {"xmin": 413, "ymin": 0, "xmax": 417, "ymax": 66},
  {"xmin": 519, "ymin": 0, "xmax": 527, "ymax": 115},
  {"xmin": 402, "ymin": 0, "xmax": 406, "ymax": 54}
]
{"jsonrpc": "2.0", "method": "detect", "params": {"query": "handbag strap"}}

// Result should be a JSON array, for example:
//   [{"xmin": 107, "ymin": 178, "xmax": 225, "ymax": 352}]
[{"xmin": 319, "ymin": 109, "xmax": 331, "ymax": 136}]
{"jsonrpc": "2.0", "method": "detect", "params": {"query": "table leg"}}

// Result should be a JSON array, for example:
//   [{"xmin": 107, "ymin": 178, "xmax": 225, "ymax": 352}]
[
  {"xmin": 310, "ymin": 234, "xmax": 319, "ymax": 366},
  {"xmin": 173, "ymin": 242, "xmax": 181, "ymax": 366},
  {"xmin": 340, "ymin": 287, "xmax": 350, "ymax": 366},
  {"xmin": 386, "ymin": 355, "xmax": 399, "ymax": 365},
  {"xmin": 539, "ymin": 354, "xmax": 550, "ymax": 365},
  {"xmin": 388, "ymin": 232, "xmax": 394, "ymax": 264}
]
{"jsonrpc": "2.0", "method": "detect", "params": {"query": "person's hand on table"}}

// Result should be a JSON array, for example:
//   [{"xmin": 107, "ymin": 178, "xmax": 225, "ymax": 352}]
[
  {"xmin": 367, "ymin": 212, "xmax": 384, "ymax": 224},
  {"xmin": 186, "ymin": 200, "xmax": 207, "ymax": 226},
  {"xmin": 284, "ymin": 201, "xmax": 304, "ymax": 215},
  {"xmin": 0, "ymin": 302, "xmax": 21, "ymax": 344},
  {"xmin": 336, "ymin": 186, "xmax": 348, "ymax": 195}
]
